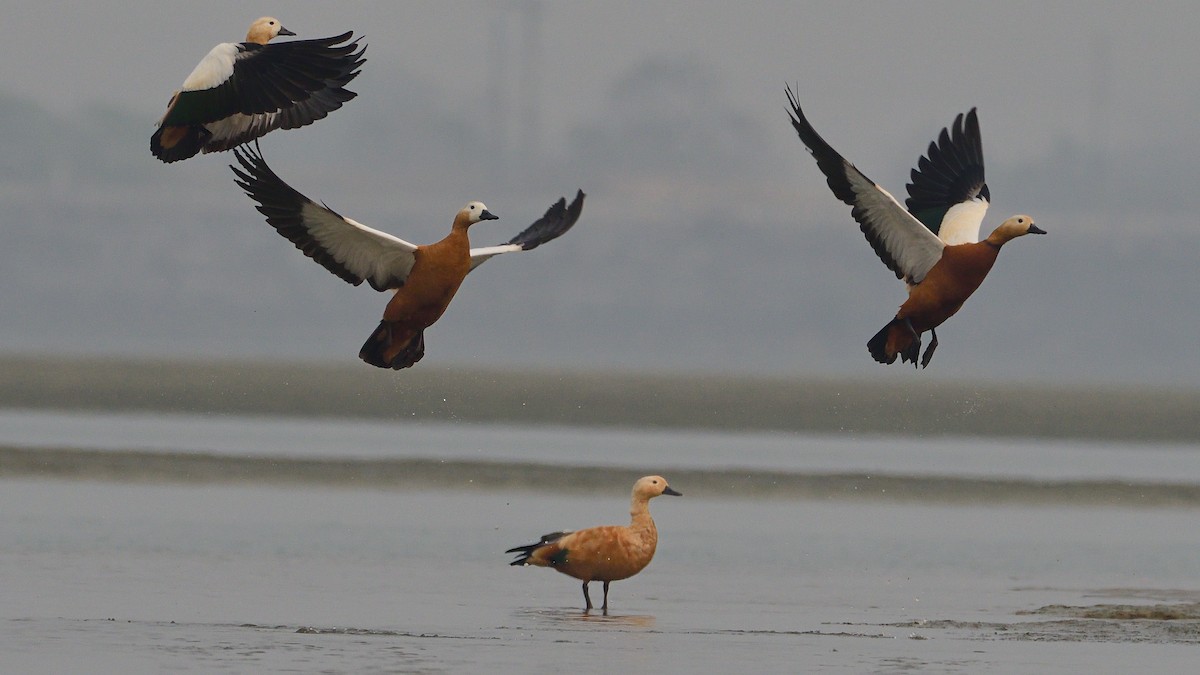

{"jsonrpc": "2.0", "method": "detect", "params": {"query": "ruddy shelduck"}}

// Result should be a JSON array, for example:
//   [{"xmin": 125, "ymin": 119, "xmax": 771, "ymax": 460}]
[
  {"xmin": 231, "ymin": 145, "xmax": 585, "ymax": 369},
  {"xmin": 152, "ymin": 17, "xmax": 365, "ymax": 162},
  {"xmin": 507, "ymin": 475, "xmax": 681, "ymax": 614},
  {"xmin": 786, "ymin": 86, "xmax": 1045, "ymax": 367}
]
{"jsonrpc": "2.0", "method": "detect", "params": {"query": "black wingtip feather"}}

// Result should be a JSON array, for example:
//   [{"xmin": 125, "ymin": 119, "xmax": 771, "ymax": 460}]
[
  {"xmin": 504, "ymin": 190, "xmax": 586, "ymax": 251},
  {"xmin": 785, "ymin": 85, "xmax": 866, "ymax": 209},
  {"xmin": 904, "ymin": 107, "xmax": 988, "ymax": 233},
  {"xmin": 787, "ymin": 86, "xmax": 908, "ymax": 281},
  {"xmin": 231, "ymin": 143, "xmax": 367, "ymax": 288}
]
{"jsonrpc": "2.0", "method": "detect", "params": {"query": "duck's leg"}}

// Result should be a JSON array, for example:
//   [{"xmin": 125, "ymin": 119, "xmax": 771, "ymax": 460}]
[
  {"xmin": 920, "ymin": 328, "xmax": 939, "ymax": 369},
  {"xmin": 602, "ymin": 581, "xmax": 610, "ymax": 615},
  {"xmin": 900, "ymin": 318, "xmax": 922, "ymax": 367},
  {"xmin": 581, "ymin": 581, "xmax": 593, "ymax": 612}
]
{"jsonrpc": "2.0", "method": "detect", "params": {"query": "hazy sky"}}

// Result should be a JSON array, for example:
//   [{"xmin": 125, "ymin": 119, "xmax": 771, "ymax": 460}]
[
  {"xmin": 1, "ymin": 2, "xmax": 1197, "ymax": 385},
  {"xmin": 11, "ymin": 2, "xmax": 1195, "ymax": 159}
]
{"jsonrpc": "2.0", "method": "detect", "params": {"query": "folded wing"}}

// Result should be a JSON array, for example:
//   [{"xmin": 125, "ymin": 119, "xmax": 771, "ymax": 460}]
[
  {"xmin": 469, "ymin": 190, "xmax": 586, "ymax": 270},
  {"xmin": 786, "ymin": 86, "xmax": 945, "ymax": 284},
  {"xmin": 231, "ymin": 145, "xmax": 418, "ymax": 291},
  {"xmin": 506, "ymin": 530, "xmax": 573, "ymax": 566}
]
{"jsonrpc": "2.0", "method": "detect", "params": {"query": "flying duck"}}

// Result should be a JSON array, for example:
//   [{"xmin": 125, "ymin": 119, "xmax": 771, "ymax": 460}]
[
  {"xmin": 785, "ymin": 86, "xmax": 1045, "ymax": 367},
  {"xmin": 231, "ymin": 145, "xmax": 585, "ymax": 370},
  {"xmin": 507, "ymin": 476, "xmax": 682, "ymax": 614},
  {"xmin": 152, "ymin": 17, "xmax": 365, "ymax": 163}
]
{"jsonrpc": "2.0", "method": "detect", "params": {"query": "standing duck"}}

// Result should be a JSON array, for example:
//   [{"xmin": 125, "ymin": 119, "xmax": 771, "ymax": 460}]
[
  {"xmin": 786, "ymin": 86, "xmax": 1045, "ymax": 367},
  {"xmin": 507, "ymin": 475, "xmax": 682, "ymax": 614},
  {"xmin": 231, "ymin": 145, "xmax": 585, "ymax": 369},
  {"xmin": 152, "ymin": 17, "xmax": 364, "ymax": 162}
]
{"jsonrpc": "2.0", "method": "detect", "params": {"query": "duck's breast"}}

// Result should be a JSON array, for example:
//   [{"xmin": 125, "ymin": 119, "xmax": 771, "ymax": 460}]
[
  {"xmin": 899, "ymin": 243, "xmax": 999, "ymax": 330},
  {"xmin": 384, "ymin": 239, "xmax": 471, "ymax": 324}
]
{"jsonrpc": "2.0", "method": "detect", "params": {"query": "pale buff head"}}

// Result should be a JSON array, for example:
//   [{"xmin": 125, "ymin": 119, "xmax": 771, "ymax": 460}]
[
  {"xmin": 245, "ymin": 17, "xmax": 295, "ymax": 45},
  {"xmin": 632, "ymin": 475, "xmax": 683, "ymax": 501},
  {"xmin": 458, "ymin": 201, "xmax": 499, "ymax": 227},
  {"xmin": 988, "ymin": 215, "xmax": 1045, "ymax": 245}
]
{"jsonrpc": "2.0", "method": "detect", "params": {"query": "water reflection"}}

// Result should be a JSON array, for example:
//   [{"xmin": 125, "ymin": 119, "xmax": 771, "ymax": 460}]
[{"xmin": 512, "ymin": 607, "xmax": 657, "ymax": 629}]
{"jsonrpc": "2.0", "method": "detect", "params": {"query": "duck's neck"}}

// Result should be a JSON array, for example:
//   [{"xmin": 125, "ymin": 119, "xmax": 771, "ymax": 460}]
[
  {"xmin": 983, "ymin": 227, "xmax": 1020, "ymax": 249},
  {"xmin": 438, "ymin": 223, "xmax": 471, "ymax": 251},
  {"xmin": 245, "ymin": 29, "xmax": 274, "ymax": 45},
  {"xmin": 448, "ymin": 215, "xmax": 474, "ymax": 242},
  {"xmin": 629, "ymin": 496, "xmax": 655, "ymax": 532}
]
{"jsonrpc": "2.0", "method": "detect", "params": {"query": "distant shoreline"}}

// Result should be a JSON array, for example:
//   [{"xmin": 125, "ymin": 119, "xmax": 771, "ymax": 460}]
[
  {"xmin": 1, "ymin": 354, "xmax": 1197, "ymax": 442},
  {"xmin": 5, "ymin": 446, "xmax": 1200, "ymax": 507}
]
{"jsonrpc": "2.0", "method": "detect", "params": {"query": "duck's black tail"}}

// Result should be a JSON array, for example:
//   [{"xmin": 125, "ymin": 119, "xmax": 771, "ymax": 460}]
[
  {"xmin": 151, "ymin": 124, "xmax": 209, "ymax": 163},
  {"xmin": 358, "ymin": 322, "xmax": 425, "ymax": 370},
  {"xmin": 867, "ymin": 319, "xmax": 921, "ymax": 367},
  {"xmin": 506, "ymin": 531, "xmax": 570, "ymax": 566}
]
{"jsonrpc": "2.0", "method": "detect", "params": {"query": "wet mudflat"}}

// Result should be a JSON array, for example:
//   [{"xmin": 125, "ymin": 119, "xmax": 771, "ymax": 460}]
[{"xmin": 4, "ymin": 474, "xmax": 1199, "ymax": 673}]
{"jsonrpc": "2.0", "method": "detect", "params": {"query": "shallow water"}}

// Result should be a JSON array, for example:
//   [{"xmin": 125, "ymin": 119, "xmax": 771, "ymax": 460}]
[
  {"xmin": 5, "ymin": 480, "xmax": 1200, "ymax": 673},
  {"xmin": 3, "ymin": 412, "xmax": 1200, "ymax": 672}
]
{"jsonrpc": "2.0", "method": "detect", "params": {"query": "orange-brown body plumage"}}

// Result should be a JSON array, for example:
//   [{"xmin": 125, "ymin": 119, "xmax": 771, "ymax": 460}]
[
  {"xmin": 507, "ymin": 476, "xmax": 681, "ymax": 613},
  {"xmin": 881, "ymin": 242, "xmax": 999, "ymax": 360},
  {"xmin": 872, "ymin": 218, "xmax": 1040, "ymax": 365},
  {"xmin": 364, "ymin": 221, "xmax": 474, "ymax": 368}
]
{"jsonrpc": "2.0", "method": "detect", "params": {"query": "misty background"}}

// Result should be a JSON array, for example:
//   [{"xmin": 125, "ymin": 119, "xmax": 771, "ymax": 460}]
[{"xmin": 1, "ymin": 1, "xmax": 1196, "ymax": 386}]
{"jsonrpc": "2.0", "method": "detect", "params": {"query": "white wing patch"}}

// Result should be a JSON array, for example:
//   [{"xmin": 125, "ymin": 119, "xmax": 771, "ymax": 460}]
[
  {"xmin": 205, "ymin": 112, "xmax": 279, "ymax": 146},
  {"xmin": 468, "ymin": 244, "xmax": 524, "ymax": 270},
  {"xmin": 844, "ymin": 169, "xmax": 946, "ymax": 284},
  {"xmin": 298, "ymin": 203, "xmax": 419, "ymax": 289},
  {"xmin": 937, "ymin": 198, "xmax": 989, "ymax": 245},
  {"xmin": 180, "ymin": 43, "xmax": 239, "ymax": 91}
]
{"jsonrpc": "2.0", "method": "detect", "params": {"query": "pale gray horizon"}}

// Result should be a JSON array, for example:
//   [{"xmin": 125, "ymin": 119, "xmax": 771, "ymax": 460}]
[{"xmin": 1, "ymin": 1, "xmax": 1197, "ymax": 386}]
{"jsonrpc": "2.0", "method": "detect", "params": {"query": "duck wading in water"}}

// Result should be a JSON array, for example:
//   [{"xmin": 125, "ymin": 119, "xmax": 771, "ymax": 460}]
[{"xmin": 507, "ymin": 476, "xmax": 682, "ymax": 614}]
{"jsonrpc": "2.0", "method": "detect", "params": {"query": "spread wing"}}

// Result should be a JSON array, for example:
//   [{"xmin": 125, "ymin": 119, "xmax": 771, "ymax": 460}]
[
  {"xmin": 904, "ymin": 108, "xmax": 990, "ymax": 245},
  {"xmin": 231, "ymin": 144, "xmax": 418, "ymax": 291},
  {"xmin": 161, "ymin": 32, "xmax": 365, "ymax": 128},
  {"xmin": 469, "ymin": 190, "xmax": 586, "ymax": 271},
  {"xmin": 201, "ymin": 47, "xmax": 364, "ymax": 153},
  {"xmin": 786, "ymin": 86, "xmax": 945, "ymax": 284}
]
